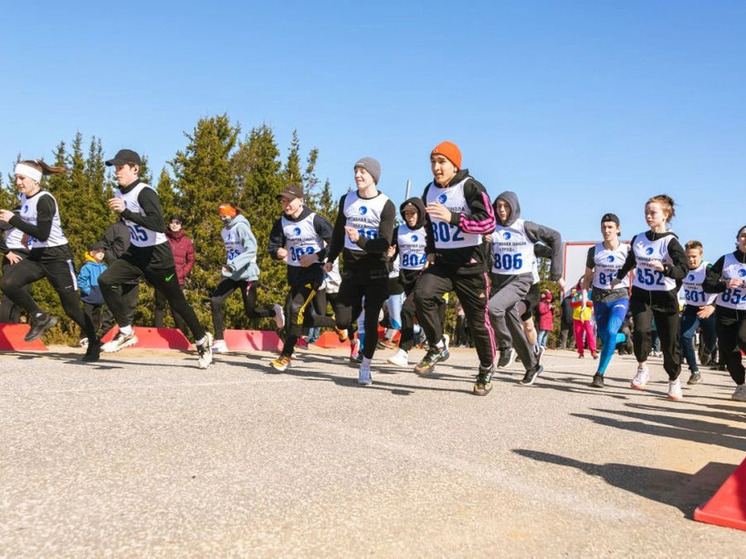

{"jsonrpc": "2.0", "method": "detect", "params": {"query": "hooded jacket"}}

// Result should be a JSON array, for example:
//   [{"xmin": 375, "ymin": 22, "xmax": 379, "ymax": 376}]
[
  {"xmin": 393, "ymin": 197, "xmax": 428, "ymax": 287},
  {"xmin": 222, "ymin": 214, "xmax": 260, "ymax": 282},
  {"xmin": 166, "ymin": 227, "xmax": 194, "ymax": 285},
  {"xmin": 491, "ymin": 190, "xmax": 563, "ymax": 289},
  {"xmin": 421, "ymin": 169, "xmax": 495, "ymax": 275},
  {"xmin": 77, "ymin": 253, "xmax": 106, "ymax": 305}
]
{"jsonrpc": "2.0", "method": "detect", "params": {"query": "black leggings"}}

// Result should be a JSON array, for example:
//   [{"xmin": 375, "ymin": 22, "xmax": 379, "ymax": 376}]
[
  {"xmin": 210, "ymin": 278, "xmax": 274, "ymax": 340},
  {"xmin": 0, "ymin": 255, "xmax": 97, "ymax": 339},
  {"xmin": 281, "ymin": 282, "xmax": 335, "ymax": 356},
  {"xmin": 0, "ymin": 257, "xmax": 29, "ymax": 323},
  {"xmin": 333, "ymin": 274, "xmax": 389, "ymax": 360},
  {"xmin": 99, "ymin": 258, "xmax": 205, "ymax": 342},
  {"xmin": 715, "ymin": 307, "xmax": 746, "ymax": 385},
  {"xmin": 630, "ymin": 295, "xmax": 681, "ymax": 380}
]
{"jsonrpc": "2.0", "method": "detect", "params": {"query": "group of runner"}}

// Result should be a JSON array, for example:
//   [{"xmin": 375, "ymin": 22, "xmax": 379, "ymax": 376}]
[{"xmin": 2, "ymin": 145, "xmax": 745, "ymax": 401}]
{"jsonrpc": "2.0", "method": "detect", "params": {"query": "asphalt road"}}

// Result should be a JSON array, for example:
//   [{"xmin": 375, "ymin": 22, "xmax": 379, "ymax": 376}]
[{"xmin": 1, "ymin": 343, "xmax": 745, "ymax": 557}]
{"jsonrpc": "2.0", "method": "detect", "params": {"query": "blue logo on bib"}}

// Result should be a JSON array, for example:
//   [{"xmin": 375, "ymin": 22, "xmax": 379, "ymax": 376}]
[
  {"xmin": 412, "ymin": 235, "xmax": 418, "ymax": 242},
  {"xmin": 688, "ymin": 274, "xmax": 695, "ymax": 281},
  {"xmin": 502, "ymin": 231, "xmax": 512, "ymax": 240},
  {"xmin": 739, "ymin": 269, "xmax": 746, "ymax": 278},
  {"xmin": 293, "ymin": 227, "xmax": 302, "ymax": 235},
  {"xmin": 438, "ymin": 194, "xmax": 447, "ymax": 204},
  {"xmin": 359, "ymin": 206, "xmax": 368, "ymax": 215},
  {"xmin": 645, "ymin": 247, "xmax": 654, "ymax": 255},
  {"xmin": 607, "ymin": 255, "xmax": 615, "ymax": 262}
]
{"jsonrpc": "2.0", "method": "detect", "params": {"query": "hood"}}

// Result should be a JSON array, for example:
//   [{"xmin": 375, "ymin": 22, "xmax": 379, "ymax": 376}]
[
  {"xmin": 399, "ymin": 197, "xmax": 426, "ymax": 229},
  {"xmin": 166, "ymin": 228, "xmax": 186, "ymax": 241},
  {"xmin": 494, "ymin": 190, "xmax": 521, "ymax": 227},
  {"xmin": 84, "ymin": 253, "xmax": 103, "ymax": 264},
  {"xmin": 225, "ymin": 214, "xmax": 250, "ymax": 230}
]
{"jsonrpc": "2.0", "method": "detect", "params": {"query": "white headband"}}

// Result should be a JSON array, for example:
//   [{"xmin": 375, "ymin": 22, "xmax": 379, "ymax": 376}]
[{"xmin": 15, "ymin": 163, "xmax": 43, "ymax": 184}]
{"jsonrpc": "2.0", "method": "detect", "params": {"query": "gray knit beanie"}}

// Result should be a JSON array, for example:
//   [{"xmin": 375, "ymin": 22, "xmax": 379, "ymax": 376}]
[{"xmin": 354, "ymin": 157, "xmax": 381, "ymax": 185}]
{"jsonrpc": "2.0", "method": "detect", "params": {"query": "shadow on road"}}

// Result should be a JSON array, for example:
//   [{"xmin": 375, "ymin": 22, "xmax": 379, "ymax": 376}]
[{"xmin": 513, "ymin": 448, "xmax": 738, "ymax": 518}]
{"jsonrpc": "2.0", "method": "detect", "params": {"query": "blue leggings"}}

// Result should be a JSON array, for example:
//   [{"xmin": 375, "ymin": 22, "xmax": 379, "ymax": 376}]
[{"xmin": 594, "ymin": 298, "xmax": 629, "ymax": 374}]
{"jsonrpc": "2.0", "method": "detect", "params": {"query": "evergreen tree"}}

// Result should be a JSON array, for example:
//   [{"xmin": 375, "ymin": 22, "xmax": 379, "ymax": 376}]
[{"xmin": 169, "ymin": 114, "xmax": 240, "ymax": 326}]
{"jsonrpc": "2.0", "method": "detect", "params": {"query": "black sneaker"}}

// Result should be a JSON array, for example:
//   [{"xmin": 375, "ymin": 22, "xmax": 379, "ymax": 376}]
[
  {"xmin": 590, "ymin": 373, "xmax": 605, "ymax": 388},
  {"xmin": 687, "ymin": 371, "xmax": 702, "ymax": 385},
  {"xmin": 473, "ymin": 366, "xmax": 494, "ymax": 396},
  {"xmin": 519, "ymin": 364, "xmax": 543, "ymax": 386},
  {"xmin": 414, "ymin": 347, "xmax": 450, "ymax": 375},
  {"xmin": 82, "ymin": 338, "xmax": 102, "ymax": 362},
  {"xmin": 497, "ymin": 347, "xmax": 516, "ymax": 368},
  {"xmin": 700, "ymin": 352, "xmax": 712, "ymax": 367},
  {"xmin": 25, "ymin": 313, "xmax": 58, "ymax": 342}
]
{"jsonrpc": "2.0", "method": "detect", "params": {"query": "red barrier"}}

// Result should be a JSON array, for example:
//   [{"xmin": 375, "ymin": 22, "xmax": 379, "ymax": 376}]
[
  {"xmin": 101, "ymin": 326, "xmax": 191, "ymax": 350},
  {"xmin": 0, "ymin": 324, "xmax": 48, "ymax": 351},
  {"xmin": 222, "ymin": 329, "xmax": 282, "ymax": 351},
  {"xmin": 695, "ymin": 457, "xmax": 746, "ymax": 531}
]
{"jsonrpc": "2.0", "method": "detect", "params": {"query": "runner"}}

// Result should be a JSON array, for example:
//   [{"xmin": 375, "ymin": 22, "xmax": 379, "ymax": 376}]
[
  {"xmin": 703, "ymin": 226, "xmax": 746, "ymax": 401},
  {"xmin": 97, "ymin": 149, "xmax": 213, "ymax": 368},
  {"xmin": 581, "ymin": 213, "xmax": 630, "ymax": 388},
  {"xmin": 612, "ymin": 194, "xmax": 687, "ymax": 399},
  {"xmin": 412, "ymin": 141, "xmax": 497, "ymax": 395},
  {"xmin": 488, "ymin": 191, "xmax": 564, "ymax": 386},
  {"xmin": 210, "ymin": 203, "xmax": 284, "ymax": 353},
  {"xmin": 325, "ymin": 158, "xmax": 396, "ymax": 386},
  {"xmin": 268, "ymin": 185, "xmax": 336, "ymax": 371},
  {"xmin": 679, "ymin": 240, "xmax": 717, "ymax": 385},
  {"xmin": 0, "ymin": 160, "xmax": 100, "ymax": 361}
]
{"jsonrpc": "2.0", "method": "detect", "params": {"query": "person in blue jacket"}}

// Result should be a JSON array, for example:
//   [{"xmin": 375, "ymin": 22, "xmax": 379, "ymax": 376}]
[{"xmin": 77, "ymin": 241, "xmax": 112, "ymax": 341}]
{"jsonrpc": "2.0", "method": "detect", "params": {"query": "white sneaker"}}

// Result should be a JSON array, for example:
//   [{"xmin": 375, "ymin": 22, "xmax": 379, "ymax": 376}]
[
  {"xmin": 273, "ymin": 304, "xmax": 285, "ymax": 329},
  {"xmin": 197, "ymin": 333, "xmax": 214, "ymax": 369},
  {"xmin": 387, "ymin": 349, "xmax": 409, "ymax": 368},
  {"xmin": 732, "ymin": 384, "xmax": 746, "ymax": 402},
  {"xmin": 79, "ymin": 337, "xmax": 89, "ymax": 348},
  {"xmin": 443, "ymin": 333, "xmax": 450, "ymax": 351},
  {"xmin": 102, "ymin": 331, "xmax": 139, "ymax": 353},
  {"xmin": 211, "ymin": 339, "xmax": 228, "ymax": 353},
  {"xmin": 667, "ymin": 378, "xmax": 683, "ymax": 401},
  {"xmin": 358, "ymin": 357, "xmax": 373, "ymax": 386},
  {"xmin": 631, "ymin": 364, "xmax": 649, "ymax": 390}
]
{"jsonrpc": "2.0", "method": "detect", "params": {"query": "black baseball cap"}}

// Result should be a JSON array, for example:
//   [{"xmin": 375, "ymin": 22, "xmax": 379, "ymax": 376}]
[
  {"xmin": 276, "ymin": 184, "xmax": 304, "ymax": 200},
  {"xmin": 105, "ymin": 149, "xmax": 141, "ymax": 167},
  {"xmin": 169, "ymin": 214, "xmax": 183, "ymax": 224},
  {"xmin": 88, "ymin": 240, "xmax": 106, "ymax": 251},
  {"xmin": 601, "ymin": 213, "xmax": 620, "ymax": 226}
]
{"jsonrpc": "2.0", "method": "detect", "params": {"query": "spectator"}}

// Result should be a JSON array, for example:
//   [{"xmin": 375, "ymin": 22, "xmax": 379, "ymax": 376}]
[
  {"xmin": 536, "ymin": 290, "xmax": 555, "ymax": 348},
  {"xmin": 77, "ymin": 241, "xmax": 112, "ymax": 340},
  {"xmin": 558, "ymin": 288, "xmax": 575, "ymax": 349},
  {"xmin": 154, "ymin": 213, "xmax": 193, "ymax": 335}
]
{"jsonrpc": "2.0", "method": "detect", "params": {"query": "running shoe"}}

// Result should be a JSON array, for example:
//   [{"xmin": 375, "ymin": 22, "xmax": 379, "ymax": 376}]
[
  {"xmin": 25, "ymin": 313, "xmax": 58, "ymax": 342},
  {"xmin": 196, "ymin": 333, "xmax": 214, "ymax": 369},
  {"xmin": 590, "ymin": 373, "xmax": 605, "ymax": 388},
  {"xmin": 387, "ymin": 349, "xmax": 409, "ymax": 368},
  {"xmin": 631, "ymin": 364, "xmax": 649, "ymax": 390},
  {"xmin": 102, "ymin": 331, "xmax": 139, "ymax": 353},
  {"xmin": 497, "ymin": 347, "xmax": 516, "ymax": 368},
  {"xmin": 731, "ymin": 384, "xmax": 746, "ymax": 402},
  {"xmin": 211, "ymin": 339, "xmax": 229, "ymax": 354},
  {"xmin": 414, "ymin": 346, "xmax": 450, "ymax": 375},
  {"xmin": 81, "ymin": 338, "xmax": 102, "ymax": 362},
  {"xmin": 271, "ymin": 354, "xmax": 292, "ymax": 372},
  {"xmin": 667, "ymin": 378, "xmax": 683, "ymax": 401},
  {"xmin": 349, "ymin": 338, "xmax": 361, "ymax": 363},
  {"xmin": 519, "ymin": 365, "xmax": 543, "ymax": 386},
  {"xmin": 358, "ymin": 359, "xmax": 373, "ymax": 386},
  {"xmin": 687, "ymin": 371, "xmax": 702, "ymax": 385},
  {"xmin": 473, "ymin": 365, "xmax": 494, "ymax": 396}
]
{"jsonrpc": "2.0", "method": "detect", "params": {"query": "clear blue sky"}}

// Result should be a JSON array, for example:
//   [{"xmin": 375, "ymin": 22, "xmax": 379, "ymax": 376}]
[{"xmin": 2, "ymin": 1, "xmax": 744, "ymax": 261}]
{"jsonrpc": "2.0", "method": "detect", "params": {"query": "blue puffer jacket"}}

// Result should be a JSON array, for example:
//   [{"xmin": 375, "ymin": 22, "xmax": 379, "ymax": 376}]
[{"xmin": 77, "ymin": 255, "xmax": 107, "ymax": 305}]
